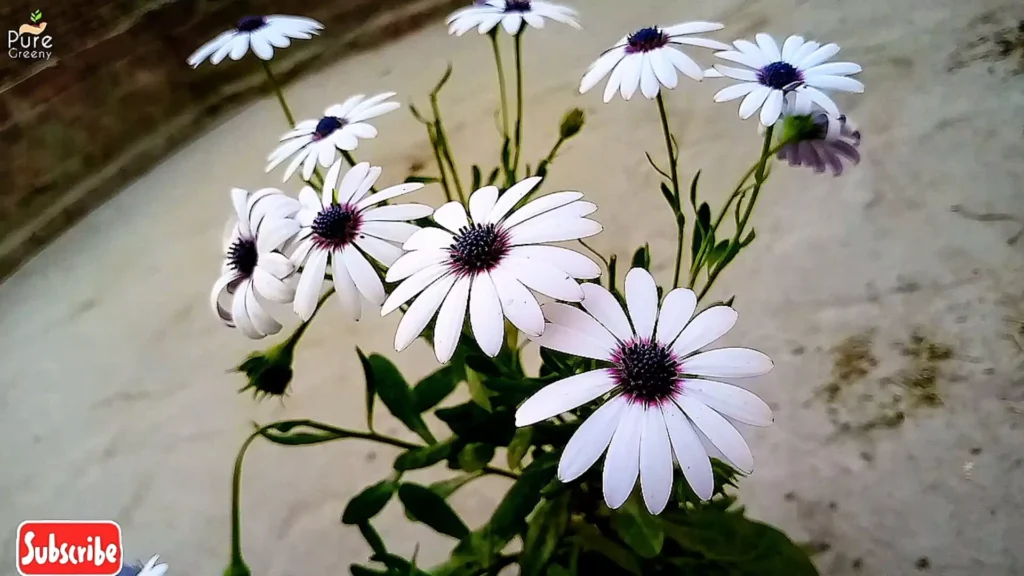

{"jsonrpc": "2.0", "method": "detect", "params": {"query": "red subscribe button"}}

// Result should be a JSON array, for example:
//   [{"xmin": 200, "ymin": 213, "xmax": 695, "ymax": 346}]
[{"xmin": 17, "ymin": 521, "xmax": 123, "ymax": 575}]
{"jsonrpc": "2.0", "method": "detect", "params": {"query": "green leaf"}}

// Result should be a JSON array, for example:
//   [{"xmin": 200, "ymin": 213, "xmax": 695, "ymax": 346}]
[
  {"xmin": 358, "ymin": 349, "xmax": 435, "ymax": 444},
  {"xmin": 506, "ymin": 428, "xmax": 532, "ymax": 471},
  {"xmin": 457, "ymin": 443, "xmax": 495, "ymax": 472},
  {"xmin": 342, "ymin": 480, "xmax": 397, "ymax": 525},
  {"xmin": 630, "ymin": 244, "xmax": 651, "ymax": 271},
  {"xmin": 409, "ymin": 104, "xmax": 430, "ymax": 124},
  {"xmin": 689, "ymin": 169, "xmax": 702, "ymax": 209},
  {"xmin": 466, "ymin": 368, "xmax": 493, "ymax": 412},
  {"xmin": 358, "ymin": 522, "xmax": 387, "ymax": 556},
  {"xmin": 398, "ymin": 483, "xmax": 470, "ymax": 539},
  {"xmin": 658, "ymin": 182, "xmax": 677, "ymax": 211},
  {"xmin": 471, "ymin": 165, "xmax": 482, "ymax": 190},
  {"xmin": 369, "ymin": 553, "xmax": 430, "ymax": 576},
  {"xmin": 350, "ymin": 565, "xmax": 388, "ymax": 576},
  {"xmin": 520, "ymin": 493, "xmax": 572, "ymax": 575},
  {"xmin": 488, "ymin": 455, "xmax": 558, "ymax": 542},
  {"xmin": 609, "ymin": 498, "xmax": 664, "ymax": 559},
  {"xmin": 436, "ymin": 402, "xmax": 516, "ymax": 446},
  {"xmin": 570, "ymin": 523, "xmax": 642, "ymax": 575},
  {"xmin": 357, "ymin": 350, "xmax": 377, "ymax": 432},
  {"xmin": 257, "ymin": 420, "xmax": 354, "ymax": 446},
  {"xmin": 691, "ymin": 202, "xmax": 712, "ymax": 264},
  {"xmin": 607, "ymin": 254, "xmax": 619, "ymax": 294},
  {"xmin": 740, "ymin": 229, "xmax": 757, "ymax": 248},
  {"xmin": 431, "ymin": 63, "xmax": 454, "ymax": 96},
  {"xmin": 404, "ymin": 175, "xmax": 440, "ymax": 184},
  {"xmin": 487, "ymin": 167, "xmax": 501, "ymax": 186},
  {"xmin": 539, "ymin": 348, "xmax": 576, "ymax": 378},
  {"xmin": 412, "ymin": 364, "xmax": 463, "ymax": 413},
  {"xmin": 706, "ymin": 239, "xmax": 731, "ymax": 270},
  {"xmin": 428, "ymin": 471, "xmax": 483, "ymax": 499},
  {"xmin": 464, "ymin": 353, "xmax": 502, "ymax": 378},
  {"xmin": 526, "ymin": 163, "xmax": 533, "ymax": 178},
  {"xmin": 394, "ymin": 438, "xmax": 454, "ymax": 471}
]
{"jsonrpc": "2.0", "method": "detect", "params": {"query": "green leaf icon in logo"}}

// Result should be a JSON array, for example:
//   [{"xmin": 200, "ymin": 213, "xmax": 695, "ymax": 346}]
[{"xmin": 30, "ymin": 10, "xmax": 43, "ymax": 23}]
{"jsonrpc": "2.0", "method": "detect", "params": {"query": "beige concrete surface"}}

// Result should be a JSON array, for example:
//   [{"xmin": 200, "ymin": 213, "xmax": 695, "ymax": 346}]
[{"xmin": 2, "ymin": 0, "xmax": 1023, "ymax": 574}]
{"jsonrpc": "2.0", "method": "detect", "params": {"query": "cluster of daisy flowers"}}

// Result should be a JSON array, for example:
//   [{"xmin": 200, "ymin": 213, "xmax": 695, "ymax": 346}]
[{"xmin": 193, "ymin": 2, "xmax": 868, "ymax": 513}]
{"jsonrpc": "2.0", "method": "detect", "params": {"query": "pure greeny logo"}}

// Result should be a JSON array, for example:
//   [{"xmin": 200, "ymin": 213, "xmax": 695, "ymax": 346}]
[{"xmin": 8, "ymin": 10, "xmax": 53, "ymax": 61}]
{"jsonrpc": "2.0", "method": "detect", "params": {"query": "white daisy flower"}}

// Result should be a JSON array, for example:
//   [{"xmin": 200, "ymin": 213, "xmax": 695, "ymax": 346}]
[
  {"xmin": 579, "ymin": 22, "xmax": 730, "ymax": 102},
  {"xmin": 381, "ymin": 177, "xmax": 603, "ymax": 364},
  {"xmin": 186, "ymin": 15, "xmax": 323, "ymax": 67},
  {"xmin": 265, "ymin": 93, "xmax": 399, "ymax": 182},
  {"xmin": 515, "ymin": 268, "xmax": 774, "ymax": 514},
  {"xmin": 446, "ymin": 0, "xmax": 579, "ymax": 36},
  {"xmin": 709, "ymin": 33, "xmax": 864, "ymax": 127},
  {"xmin": 211, "ymin": 188, "xmax": 301, "ymax": 339},
  {"xmin": 118, "ymin": 555, "xmax": 168, "ymax": 576},
  {"xmin": 290, "ymin": 162, "xmax": 430, "ymax": 321}
]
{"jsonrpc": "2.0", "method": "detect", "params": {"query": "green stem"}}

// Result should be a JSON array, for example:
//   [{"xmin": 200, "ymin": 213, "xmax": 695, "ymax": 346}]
[
  {"xmin": 490, "ymin": 30, "xmax": 510, "ymax": 142},
  {"xmin": 656, "ymin": 92, "xmax": 684, "ymax": 288},
  {"xmin": 510, "ymin": 30, "xmax": 525, "ymax": 182},
  {"xmin": 696, "ymin": 125, "xmax": 775, "ymax": 302},
  {"xmin": 430, "ymin": 100, "xmax": 465, "ymax": 203},
  {"xmin": 261, "ymin": 60, "xmax": 295, "ymax": 127},
  {"xmin": 427, "ymin": 125, "xmax": 454, "ymax": 203},
  {"xmin": 577, "ymin": 239, "xmax": 609, "ymax": 270},
  {"xmin": 229, "ymin": 425, "xmax": 273, "ymax": 573}
]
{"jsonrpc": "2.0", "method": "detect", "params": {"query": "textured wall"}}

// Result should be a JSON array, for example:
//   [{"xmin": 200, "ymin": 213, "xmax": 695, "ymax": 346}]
[{"xmin": 0, "ymin": 0, "xmax": 463, "ymax": 279}]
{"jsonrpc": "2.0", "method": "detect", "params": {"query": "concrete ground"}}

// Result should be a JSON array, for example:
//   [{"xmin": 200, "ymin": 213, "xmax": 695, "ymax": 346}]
[{"xmin": 2, "ymin": 0, "xmax": 1023, "ymax": 574}]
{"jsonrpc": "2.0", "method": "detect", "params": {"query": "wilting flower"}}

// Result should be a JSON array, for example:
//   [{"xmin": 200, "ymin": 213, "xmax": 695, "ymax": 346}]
[
  {"xmin": 515, "ymin": 268, "xmax": 773, "ymax": 513},
  {"xmin": 447, "ymin": 0, "xmax": 579, "ymax": 36},
  {"xmin": 382, "ymin": 177, "xmax": 602, "ymax": 364},
  {"xmin": 709, "ymin": 33, "xmax": 863, "ymax": 126},
  {"xmin": 579, "ymin": 22, "xmax": 730, "ymax": 102},
  {"xmin": 266, "ymin": 93, "xmax": 399, "ymax": 182},
  {"xmin": 211, "ymin": 188, "xmax": 300, "ymax": 339},
  {"xmin": 776, "ymin": 105, "xmax": 861, "ymax": 176},
  {"xmin": 187, "ymin": 15, "xmax": 323, "ymax": 67},
  {"xmin": 291, "ymin": 162, "xmax": 429, "ymax": 321},
  {"xmin": 117, "ymin": 555, "xmax": 168, "ymax": 576}
]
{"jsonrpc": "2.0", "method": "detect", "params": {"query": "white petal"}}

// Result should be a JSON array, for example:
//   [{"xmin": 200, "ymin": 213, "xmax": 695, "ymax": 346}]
[
  {"xmin": 249, "ymin": 33, "xmax": 274, "ymax": 60},
  {"xmin": 342, "ymin": 247, "xmax": 385, "ymax": 305},
  {"xmin": 713, "ymin": 50, "xmax": 764, "ymax": 70},
  {"xmin": 639, "ymin": 406, "xmax": 673, "ymax": 515},
  {"xmin": 804, "ymin": 75, "xmax": 865, "ymax": 93},
  {"xmin": 258, "ymin": 251, "xmax": 293, "ymax": 279},
  {"xmin": 381, "ymin": 265, "xmax": 449, "ymax": 315},
  {"xmin": 333, "ymin": 250, "xmax": 362, "ymax": 321},
  {"xmin": 800, "ymin": 86, "xmax": 841, "ymax": 117},
  {"xmin": 433, "ymin": 201, "xmax": 471, "ymax": 232},
  {"xmin": 469, "ymin": 185, "xmax": 500, "ymax": 223},
  {"xmin": 253, "ymin": 267, "xmax": 294, "ymax": 303},
  {"xmin": 683, "ymin": 348, "xmax": 774, "ymax": 378},
  {"xmin": 294, "ymin": 249, "xmax": 328, "ymax": 320},
  {"xmin": 676, "ymin": 395, "xmax": 754, "ymax": 473},
  {"xmin": 510, "ymin": 245, "xmax": 600, "ymax": 279},
  {"xmin": 354, "ymin": 234, "xmax": 404, "ymax": 267},
  {"xmin": 580, "ymin": 49, "xmax": 627, "ymax": 94},
  {"xmin": 245, "ymin": 285, "xmax": 281, "ymax": 336},
  {"xmin": 256, "ymin": 218, "xmax": 299, "ymax": 254},
  {"xmin": 683, "ymin": 380, "xmax": 773, "ymax": 427},
  {"xmin": 755, "ymin": 33, "xmax": 781, "ymax": 61},
  {"xmin": 434, "ymin": 276, "xmax": 471, "ymax": 364},
  {"xmin": 507, "ymin": 217, "xmax": 602, "ymax": 245},
  {"xmin": 523, "ymin": 12, "xmax": 544, "ymax": 29},
  {"xmin": 363, "ymin": 204, "xmax": 434, "ymax": 221},
  {"xmin": 795, "ymin": 43, "xmax": 840, "ymax": 70},
  {"xmin": 488, "ymin": 177, "xmax": 543, "ymax": 224},
  {"xmin": 395, "ymin": 275, "xmax": 457, "ymax": 351},
  {"xmin": 624, "ymin": 268, "xmax": 658, "ymax": 340},
  {"xmin": 661, "ymin": 402, "xmax": 714, "ymax": 500},
  {"xmin": 713, "ymin": 65, "xmax": 758, "ymax": 82},
  {"xmin": 357, "ymin": 182, "xmax": 423, "ymax": 209},
  {"xmin": 759, "ymin": 89, "xmax": 784, "ymax": 126},
  {"xmin": 558, "ymin": 397, "xmax": 627, "ymax": 482},
  {"xmin": 672, "ymin": 306, "xmax": 738, "ymax": 357},
  {"xmin": 516, "ymin": 369, "xmax": 617, "ymax": 426},
  {"xmin": 475, "ymin": 14, "xmax": 503, "ymax": 34},
  {"xmin": 671, "ymin": 37, "xmax": 731, "ymax": 51},
  {"xmin": 663, "ymin": 21, "xmax": 724, "ymax": 36},
  {"xmin": 580, "ymin": 283, "xmax": 633, "ymax": 341},
  {"xmin": 780, "ymin": 35, "xmax": 804, "ymax": 61},
  {"xmin": 500, "ymin": 191, "xmax": 582, "ymax": 229},
  {"xmin": 361, "ymin": 221, "xmax": 419, "ymax": 243},
  {"xmin": 331, "ymin": 94, "xmax": 365, "ymax": 119},
  {"xmin": 531, "ymin": 323, "xmax": 613, "ymax": 361},
  {"xmin": 655, "ymin": 287, "xmax": 697, "ymax": 345},
  {"xmin": 501, "ymin": 13, "xmax": 523, "ymax": 35},
  {"xmin": 348, "ymin": 102, "xmax": 401, "ymax": 123},
  {"xmin": 713, "ymin": 81, "xmax": 760, "ymax": 102},
  {"xmin": 210, "ymin": 36, "xmax": 238, "ymax": 65},
  {"xmin": 639, "ymin": 53, "xmax": 660, "ymax": 98},
  {"xmin": 470, "ymin": 273, "xmax": 505, "ymax": 357},
  {"xmin": 230, "ymin": 188, "xmax": 250, "ymax": 231},
  {"xmin": 322, "ymin": 159, "xmax": 344, "ymax": 204},
  {"xmin": 505, "ymin": 200, "xmax": 596, "ymax": 233},
  {"xmin": 650, "ymin": 50, "xmax": 678, "ymax": 90},
  {"xmin": 298, "ymin": 186, "xmax": 320, "ymax": 210},
  {"xmin": 336, "ymin": 162, "xmax": 372, "ymax": 205},
  {"xmin": 504, "ymin": 256, "xmax": 584, "ymax": 302},
  {"xmin": 386, "ymin": 249, "xmax": 449, "ymax": 282},
  {"xmin": 663, "ymin": 47, "xmax": 704, "ymax": 81},
  {"xmin": 619, "ymin": 54, "xmax": 643, "ymax": 100},
  {"xmin": 403, "ymin": 227, "xmax": 456, "ymax": 251},
  {"xmin": 733, "ymin": 39, "xmax": 768, "ymax": 65},
  {"xmin": 348, "ymin": 92, "xmax": 397, "ymax": 115},
  {"xmin": 738, "ymin": 86, "xmax": 771, "ymax": 119},
  {"xmin": 344, "ymin": 122, "xmax": 379, "ymax": 140},
  {"xmin": 229, "ymin": 35, "xmax": 250, "ymax": 60},
  {"xmin": 543, "ymin": 303, "xmax": 618, "ymax": 354},
  {"xmin": 210, "ymin": 272, "xmax": 238, "ymax": 324},
  {"xmin": 603, "ymin": 56, "xmax": 628, "ymax": 103},
  {"xmin": 188, "ymin": 30, "xmax": 236, "ymax": 67},
  {"xmin": 803, "ymin": 62, "xmax": 862, "ymax": 77},
  {"xmin": 603, "ymin": 401, "xmax": 644, "ymax": 509},
  {"xmin": 790, "ymin": 41, "xmax": 820, "ymax": 68},
  {"xmin": 491, "ymin": 265, "xmax": 545, "ymax": 336}
]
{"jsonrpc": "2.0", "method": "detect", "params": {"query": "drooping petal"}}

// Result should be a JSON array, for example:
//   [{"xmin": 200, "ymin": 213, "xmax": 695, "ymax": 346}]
[
  {"xmin": 682, "ymin": 379, "xmax": 773, "ymax": 427},
  {"xmin": 661, "ymin": 402, "xmax": 714, "ymax": 500},
  {"xmin": 662, "ymin": 46, "xmax": 704, "ymax": 81},
  {"xmin": 294, "ymin": 249, "xmax": 328, "ymax": 320},
  {"xmin": 675, "ymin": 395, "xmax": 754, "ymax": 473},
  {"xmin": 516, "ymin": 369, "xmax": 618, "ymax": 426},
  {"xmin": 619, "ymin": 53, "xmax": 643, "ymax": 100},
  {"xmin": 673, "ymin": 306, "xmax": 738, "ymax": 357},
  {"xmin": 343, "ymin": 247, "xmax": 385, "ymax": 305},
  {"xmin": 558, "ymin": 396, "xmax": 627, "ymax": 482},
  {"xmin": 639, "ymin": 53, "xmax": 661, "ymax": 99},
  {"xmin": 649, "ymin": 50, "xmax": 678, "ymax": 90},
  {"xmin": 738, "ymin": 86, "xmax": 771, "ymax": 120},
  {"xmin": 639, "ymin": 406, "xmax": 674, "ymax": 515},
  {"xmin": 333, "ymin": 249, "xmax": 362, "ymax": 321},
  {"xmin": 683, "ymin": 347, "xmax": 774, "ymax": 378},
  {"xmin": 603, "ymin": 401, "xmax": 644, "ymax": 509},
  {"xmin": 580, "ymin": 49, "xmax": 627, "ymax": 94}
]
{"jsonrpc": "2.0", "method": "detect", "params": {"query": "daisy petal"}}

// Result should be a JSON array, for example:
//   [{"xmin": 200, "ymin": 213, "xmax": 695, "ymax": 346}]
[
  {"xmin": 673, "ymin": 306, "xmax": 738, "ymax": 357},
  {"xmin": 558, "ymin": 396, "xmax": 628, "ymax": 482},
  {"xmin": 210, "ymin": 272, "xmax": 238, "ymax": 324},
  {"xmin": 510, "ymin": 245, "xmax": 600, "ymax": 279},
  {"xmin": 676, "ymin": 395, "xmax": 754, "ymax": 473},
  {"xmin": 780, "ymin": 35, "xmax": 804, "ymax": 61},
  {"xmin": 713, "ymin": 50, "xmax": 764, "ymax": 70},
  {"xmin": 470, "ymin": 273, "xmax": 505, "ymax": 357},
  {"xmin": 336, "ymin": 162, "xmax": 371, "ymax": 205},
  {"xmin": 795, "ymin": 43, "xmax": 840, "ymax": 70},
  {"xmin": 363, "ymin": 204, "xmax": 434, "ymax": 222},
  {"xmin": 624, "ymin": 268, "xmax": 658, "ymax": 340},
  {"xmin": 357, "ymin": 182, "xmax": 423, "ymax": 209},
  {"xmin": 395, "ymin": 275, "xmax": 457, "ymax": 351},
  {"xmin": 650, "ymin": 50, "xmax": 678, "ymax": 90},
  {"xmin": 333, "ymin": 250, "xmax": 362, "ymax": 320},
  {"xmin": 580, "ymin": 49, "xmax": 627, "ymax": 94},
  {"xmin": 683, "ymin": 347, "xmax": 774, "ymax": 378},
  {"xmin": 739, "ymin": 86, "xmax": 771, "ymax": 120},
  {"xmin": 714, "ymin": 82, "xmax": 759, "ymax": 102},
  {"xmin": 661, "ymin": 402, "xmax": 714, "ymax": 500},
  {"xmin": 603, "ymin": 56, "xmax": 628, "ymax": 103},
  {"xmin": 683, "ymin": 379, "xmax": 773, "ymax": 427},
  {"xmin": 713, "ymin": 65, "xmax": 758, "ymax": 82},
  {"xmin": 619, "ymin": 53, "xmax": 643, "ymax": 100},
  {"xmin": 434, "ymin": 277, "xmax": 471, "ymax": 364},
  {"xmin": 663, "ymin": 21, "xmax": 724, "ymax": 36},
  {"xmin": 469, "ymin": 185, "xmax": 500, "ymax": 223},
  {"xmin": 804, "ymin": 75, "xmax": 865, "ymax": 93},
  {"xmin": 504, "ymin": 256, "xmax": 584, "ymax": 302},
  {"xmin": 361, "ymin": 221, "xmax": 419, "ymax": 243},
  {"xmin": 800, "ymin": 86, "xmax": 840, "ymax": 116},
  {"xmin": 294, "ymin": 249, "xmax": 328, "ymax": 320},
  {"xmin": 803, "ymin": 62, "xmax": 862, "ymax": 77},
  {"xmin": 542, "ymin": 303, "xmax": 618, "ymax": 353},
  {"xmin": 381, "ymin": 265, "xmax": 449, "ymax": 315},
  {"xmin": 755, "ymin": 33, "xmax": 781, "ymax": 61},
  {"xmin": 491, "ymin": 266, "xmax": 545, "ymax": 336},
  {"xmin": 354, "ymin": 235, "xmax": 404, "ymax": 267},
  {"xmin": 488, "ymin": 177, "xmax": 543, "ymax": 223},
  {"xmin": 516, "ymin": 369, "xmax": 617, "ymax": 426},
  {"xmin": 655, "ymin": 287, "xmax": 697, "ymax": 345},
  {"xmin": 532, "ymin": 323, "xmax": 613, "ymax": 361},
  {"xmin": 580, "ymin": 283, "xmax": 633, "ymax": 341},
  {"xmin": 507, "ymin": 217, "xmax": 602, "ymax": 245},
  {"xmin": 639, "ymin": 406, "xmax": 673, "ymax": 515},
  {"xmin": 403, "ymin": 227, "xmax": 456, "ymax": 251},
  {"xmin": 433, "ymin": 201, "xmax": 471, "ymax": 232},
  {"xmin": 639, "ymin": 53, "xmax": 661, "ymax": 98},
  {"xmin": 759, "ymin": 89, "xmax": 784, "ymax": 126},
  {"xmin": 603, "ymin": 401, "xmax": 644, "ymax": 509},
  {"xmin": 386, "ymin": 249, "xmax": 449, "ymax": 282}
]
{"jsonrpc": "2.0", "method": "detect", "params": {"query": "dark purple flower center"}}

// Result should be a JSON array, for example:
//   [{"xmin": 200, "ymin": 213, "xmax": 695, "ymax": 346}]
[
  {"xmin": 626, "ymin": 27, "xmax": 669, "ymax": 53},
  {"xmin": 448, "ymin": 223, "xmax": 509, "ymax": 275},
  {"xmin": 236, "ymin": 16, "xmax": 267, "ymax": 33},
  {"xmin": 758, "ymin": 61, "xmax": 803, "ymax": 90},
  {"xmin": 504, "ymin": 0, "xmax": 532, "ymax": 12},
  {"xmin": 228, "ymin": 237, "xmax": 259, "ymax": 277},
  {"xmin": 312, "ymin": 116, "xmax": 346, "ymax": 141},
  {"xmin": 312, "ymin": 204, "xmax": 362, "ymax": 249},
  {"xmin": 610, "ymin": 339, "xmax": 681, "ymax": 406}
]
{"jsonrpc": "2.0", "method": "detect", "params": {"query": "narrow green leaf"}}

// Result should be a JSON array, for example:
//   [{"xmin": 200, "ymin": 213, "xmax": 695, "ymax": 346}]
[
  {"xmin": 630, "ymin": 244, "xmax": 651, "ymax": 271},
  {"xmin": 436, "ymin": 402, "xmax": 516, "ymax": 445},
  {"xmin": 464, "ymin": 353, "xmax": 502, "ymax": 377},
  {"xmin": 609, "ymin": 498, "xmax": 664, "ymax": 559},
  {"xmin": 525, "ymin": 163, "xmax": 533, "ymax": 178},
  {"xmin": 257, "ymin": 420, "xmax": 354, "ymax": 446},
  {"xmin": 740, "ymin": 229, "xmax": 757, "ymax": 248},
  {"xmin": 466, "ymin": 368, "xmax": 493, "ymax": 412},
  {"xmin": 487, "ymin": 167, "xmax": 501, "ymax": 186},
  {"xmin": 357, "ymin": 349, "xmax": 377, "ymax": 433},
  {"xmin": 394, "ymin": 438, "xmax": 453, "ymax": 471},
  {"xmin": 428, "ymin": 471, "xmax": 483, "ymax": 499},
  {"xmin": 691, "ymin": 202, "xmax": 712, "ymax": 264},
  {"xmin": 358, "ymin": 522, "xmax": 387, "ymax": 556},
  {"xmin": 570, "ymin": 523, "xmax": 642, "ymax": 575},
  {"xmin": 536, "ymin": 160, "xmax": 549, "ymax": 179},
  {"xmin": 369, "ymin": 553, "xmax": 430, "ymax": 576},
  {"xmin": 412, "ymin": 364, "xmax": 462, "ymax": 413},
  {"xmin": 706, "ymin": 239, "xmax": 731, "ymax": 270},
  {"xmin": 359, "ymin": 350, "xmax": 435, "ymax": 444},
  {"xmin": 471, "ymin": 165, "xmax": 482, "ymax": 191},
  {"xmin": 342, "ymin": 480, "xmax": 397, "ymax": 525},
  {"xmin": 349, "ymin": 564, "xmax": 387, "ymax": 576},
  {"xmin": 689, "ymin": 169, "xmax": 702, "ymax": 209},
  {"xmin": 488, "ymin": 455, "xmax": 558, "ymax": 541},
  {"xmin": 520, "ymin": 493, "xmax": 572, "ymax": 575},
  {"xmin": 658, "ymin": 182, "xmax": 677, "ymax": 211},
  {"xmin": 457, "ymin": 443, "xmax": 495, "ymax": 472},
  {"xmin": 506, "ymin": 428, "xmax": 532, "ymax": 471},
  {"xmin": 404, "ymin": 175, "xmax": 440, "ymax": 184},
  {"xmin": 431, "ymin": 63, "xmax": 454, "ymax": 96},
  {"xmin": 398, "ymin": 483, "xmax": 470, "ymax": 539},
  {"xmin": 647, "ymin": 152, "xmax": 672, "ymax": 182},
  {"xmin": 607, "ymin": 254, "xmax": 618, "ymax": 294}
]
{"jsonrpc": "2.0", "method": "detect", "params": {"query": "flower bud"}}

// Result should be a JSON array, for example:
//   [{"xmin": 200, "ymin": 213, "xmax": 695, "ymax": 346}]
[
  {"xmin": 559, "ymin": 108, "xmax": 586, "ymax": 140},
  {"xmin": 235, "ymin": 338, "xmax": 297, "ymax": 400}
]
